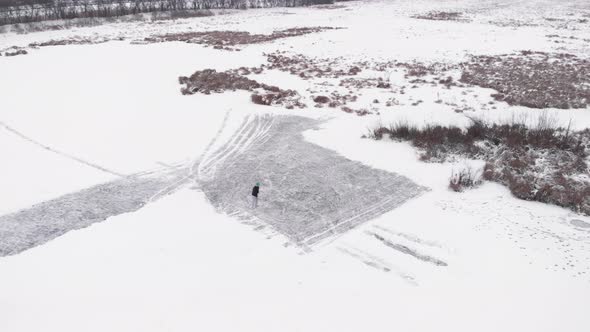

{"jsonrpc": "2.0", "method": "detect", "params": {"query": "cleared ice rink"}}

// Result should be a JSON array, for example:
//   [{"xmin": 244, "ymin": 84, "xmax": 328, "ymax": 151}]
[{"xmin": 199, "ymin": 115, "xmax": 427, "ymax": 245}]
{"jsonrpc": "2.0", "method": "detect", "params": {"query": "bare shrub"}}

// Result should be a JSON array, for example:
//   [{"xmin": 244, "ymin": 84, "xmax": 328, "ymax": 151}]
[
  {"xmin": 506, "ymin": 174, "xmax": 536, "ymax": 200},
  {"xmin": 313, "ymin": 95, "xmax": 331, "ymax": 104},
  {"xmin": 386, "ymin": 120, "xmax": 417, "ymax": 141},
  {"xmin": 482, "ymin": 162, "xmax": 495, "ymax": 180},
  {"xmin": 449, "ymin": 166, "xmax": 482, "ymax": 192}
]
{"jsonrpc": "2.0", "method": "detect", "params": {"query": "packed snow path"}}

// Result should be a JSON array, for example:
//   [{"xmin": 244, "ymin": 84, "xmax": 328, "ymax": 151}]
[
  {"xmin": 198, "ymin": 115, "xmax": 427, "ymax": 246},
  {"xmin": 0, "ymin": 168, "xmax": 188, "ymax": 257}
]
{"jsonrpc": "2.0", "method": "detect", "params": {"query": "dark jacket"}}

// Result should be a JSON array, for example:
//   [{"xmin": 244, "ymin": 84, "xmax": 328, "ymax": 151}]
[{"xmin": 252, "ymin": 186, "xmax": 259, "ymax": 197}]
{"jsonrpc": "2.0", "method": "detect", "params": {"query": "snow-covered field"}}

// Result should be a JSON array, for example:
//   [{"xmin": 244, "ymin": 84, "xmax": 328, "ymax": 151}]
[{"xmin": 1, "ymin": 0, "xmax": 589, "ymax": 331}]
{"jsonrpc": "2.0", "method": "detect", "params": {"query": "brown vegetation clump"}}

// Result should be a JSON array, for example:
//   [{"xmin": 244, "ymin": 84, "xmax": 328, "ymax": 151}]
[
  {"xmin": 320, "ymin": 91, "xmax": 357, "ymax": 108},
  {"xmin": 235, "ymin": 66, "xmax": 264, "ymax": 75},
  {"xmin": 341, "ymin": 106, "xmax": 371, "ymax": 116},
  {"xmin": 3, "ymin": 49, "xmax": 27, "ymax": 56},
  {"xmin": 339, "ymin": 77, "xmax": 391, "ymax": 89},
  {"xmin": 29, "ymin": 37, "xmax": 113, "ymax": 48},
  {"xmin": 460, "ymin": 52, "xmax": 590, "ymax": 109},
  {"xmin": 179, "ymin": 69, "xmax": 265, "ymax": 95},
  {"xmin": 309, "ymin": 91, "xmax": 358, "ymax": 108},
  {"xmin": 385, "ymin": 97, "xmax": 399, "ymax": 107},
  {"xmin": 263, "ymin": 53, "xmax": 454, "ymax": 93},
  {"xmin": 265, "ymin": 51, "xmax": 362, "ymax": 79},
  {"xmin": 484, "ymin": 149, "xmax": 590, "ymax": 214},
  {"xmin": 251, "ymin": 90, "xmax": 306, "ymax": 109},
  {"xmin": 145, "ymin": 27, "xmax": 340, "ymax": 50},
  {"xmin": 0, "ymin": 36, "xmax": 119, "ymax": 56},
  {"xmin": 412, "ymin": 11, "xmax": 468, "ymax": 22},
  {"xmin": 311, "ymin": 4, "xmax": 347, "ymax": 10},
  {"xmin": 313, "ymin": 95, "xmax": 331, "ymax": 104},
  {"xmin": 396, "ymin": 61, "xmax": 456, "ymax": 78},
  {"xmin": 179, "ymin": 68, "xmax": 305, "ymax": 108}
]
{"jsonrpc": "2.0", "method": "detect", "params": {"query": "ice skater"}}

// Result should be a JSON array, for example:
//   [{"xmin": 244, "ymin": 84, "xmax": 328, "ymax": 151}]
[{"xmin": 251, "ymin": 182, "xmax": 260, "ymax": 209}]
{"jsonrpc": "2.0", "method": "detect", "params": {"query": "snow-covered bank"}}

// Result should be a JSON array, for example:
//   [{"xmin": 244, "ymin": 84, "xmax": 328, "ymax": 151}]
[
  {"xmin": 0, "ymin": 188, "xmax": 589, "ymax": 332},
  {"xmin": 1, "ymin": 0, "xmax": 589, "ymax": 331}
]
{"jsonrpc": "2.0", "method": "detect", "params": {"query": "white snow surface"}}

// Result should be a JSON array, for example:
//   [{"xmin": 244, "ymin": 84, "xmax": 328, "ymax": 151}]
[{"xmin": 1, "ymin": 0, "xmax": 590, "ymax": 331}]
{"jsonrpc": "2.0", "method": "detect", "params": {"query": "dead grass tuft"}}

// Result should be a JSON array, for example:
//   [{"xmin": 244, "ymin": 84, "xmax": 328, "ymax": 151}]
[
  {"xmin": 449, "ymin": 166, "xmax": 482, "ymax": 192},
  {"xmin": 179, "ymin": 69, "xmax": 264, "ymax": 95}
]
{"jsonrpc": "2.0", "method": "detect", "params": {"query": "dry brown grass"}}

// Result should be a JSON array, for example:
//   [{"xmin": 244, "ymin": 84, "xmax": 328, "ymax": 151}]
[
  {"xmin": 144, "ymin": 27, "xmax": 341, "ymax": 50},
  {"xmin": 460, "ymin": 52, "xmax": 590, "ymax": 109},
  {"xmin": 265, "ymin": 51, "xmax": 361, "ymax": 79},
  {"xmin": 412, "ymin": 11, "xmax": 469, "ymax": 22}
]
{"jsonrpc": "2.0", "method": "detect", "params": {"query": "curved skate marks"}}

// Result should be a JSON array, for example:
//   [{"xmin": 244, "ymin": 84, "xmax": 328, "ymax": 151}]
[{"xmin": 198, "ymin": 115, "xmax": 428, "ymax": 247}]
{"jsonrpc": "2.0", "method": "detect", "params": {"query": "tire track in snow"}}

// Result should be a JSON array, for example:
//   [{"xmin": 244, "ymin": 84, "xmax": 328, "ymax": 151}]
[
  {"xmin": 372, "ymin": 225, "xmax": 444, "ymax": 249},
  {"xmin": 338, "ymin": 246, "xmax": 392, "ymax": 272},
  {"xmin": 367, "ymin": 231, "xmax": 448, "ymax": 267},
  {"xmin": 338, "ymin": 245, "xmax": 417, "ymax": 285}
]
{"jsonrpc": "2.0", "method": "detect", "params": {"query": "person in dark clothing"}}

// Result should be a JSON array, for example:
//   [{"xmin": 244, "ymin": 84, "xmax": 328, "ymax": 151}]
[{"xmin": 251, "ymin": 182, "xmax": 260, "ymax": 209}]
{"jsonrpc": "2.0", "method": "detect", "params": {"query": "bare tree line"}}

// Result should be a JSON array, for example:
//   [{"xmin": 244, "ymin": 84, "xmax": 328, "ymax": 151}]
[
  {"xmin": 0, "ymin": 0, "xmax": 52, "ymax": 8},
  {"xmin": 0, "ymin": 0, "xmax": 333, "ymax": 26}
]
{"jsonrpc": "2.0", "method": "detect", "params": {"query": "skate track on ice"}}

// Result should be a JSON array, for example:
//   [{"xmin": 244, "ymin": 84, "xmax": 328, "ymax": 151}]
[{"xmin": 0, "ymin": 114, "xmax": 426, "ymax": 256}]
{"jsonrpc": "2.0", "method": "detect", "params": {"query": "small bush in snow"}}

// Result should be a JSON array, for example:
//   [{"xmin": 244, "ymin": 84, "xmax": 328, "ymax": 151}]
[{"xmin": 449, "ymin": 166, "xmax": 482, "ymax": 192}]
